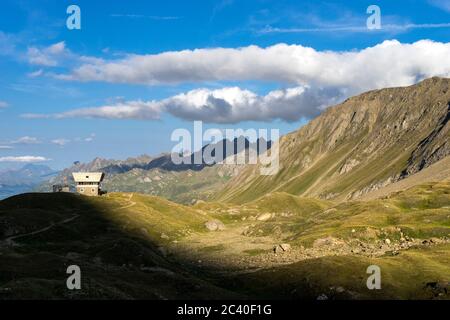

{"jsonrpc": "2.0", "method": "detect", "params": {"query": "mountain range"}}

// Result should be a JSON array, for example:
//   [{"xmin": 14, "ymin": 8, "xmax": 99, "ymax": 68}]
[
  {"xmin": 0, "ymin": 164, "xmax": 57, "ymax": 200},
  {"xmin": 37, "ymin": 137, "xmax": 271, "ymax": 203}
]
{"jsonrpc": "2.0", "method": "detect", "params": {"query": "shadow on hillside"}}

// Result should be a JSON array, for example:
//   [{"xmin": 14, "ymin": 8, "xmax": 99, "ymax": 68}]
[
  {"xmin": 0, "ymin": 191, "xmax": 427, "ymax": 300},
  {"xmin": 0, "ymin": 193, "xmax": 247, "ymax": 300},
  {"xmin": 0, "ymin": 192, "xmax": 323, "ymax": 300}
]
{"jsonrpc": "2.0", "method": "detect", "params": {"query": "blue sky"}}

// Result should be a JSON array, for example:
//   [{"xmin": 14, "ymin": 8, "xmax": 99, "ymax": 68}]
[{"xmin": 1, "ymin": 0, "xmax": 450, "ymax": 169}]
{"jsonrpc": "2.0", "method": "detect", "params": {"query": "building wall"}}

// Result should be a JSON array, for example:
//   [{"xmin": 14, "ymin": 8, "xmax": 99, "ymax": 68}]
[
  {"xmin": 53, "ymin": 185, "xmax": 70, "ymax": 193},
  {"xmin": 76, "ymin": 185, "xmax": 100, "ymax": 196}
]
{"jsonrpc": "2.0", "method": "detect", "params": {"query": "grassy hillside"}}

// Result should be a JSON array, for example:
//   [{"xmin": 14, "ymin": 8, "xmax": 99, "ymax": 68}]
[
  {"xmin": 1, "ymin": 181, "xmax": 449, "ymax": 299},
  {"xmin": 0, "ymin": 192, "xmax": 238, "ymax": 299}
]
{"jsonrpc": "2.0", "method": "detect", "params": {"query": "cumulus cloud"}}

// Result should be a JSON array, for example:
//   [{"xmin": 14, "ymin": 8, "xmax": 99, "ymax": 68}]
[
  {"xmin": 0, "ymin": 156, "xmax": 50, "ymax": 163},
  {"xmin": 0, "ymin": 101, "xmax": 9, "ymax": 108},
  {"xmin": 21, "ymin": 40, "xmax": 450, "ymax": 123},
  {"xmin": 11, "ymin": 136, "xmax": 41, "ymax": 144},
  {"xmin": 22, "ymin": 86, "xmax": 342, "ymax": 123},
  {"xmin": 56, "ymin": 40, "xmax": 450, "ymax": 93},
  {"xmin": 163, "ymin": 86, "xmax": 340, "ymax": 123},
  {"xmin": 27, "ymin": 41, "xmax": 69, "ymax": 67}
]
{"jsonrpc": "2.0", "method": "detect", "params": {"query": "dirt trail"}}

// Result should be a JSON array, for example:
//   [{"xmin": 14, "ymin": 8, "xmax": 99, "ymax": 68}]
[
  {"xmin": 3, "ymin": 214, "xmax": 80, "ymax": 246},
  {"xmin": 113, "ymin": 193, "xmax": 137, "ymax": 210},
  {"xmin": 2, "ymin": 194, "xmax": 136, "ymax": 247}
]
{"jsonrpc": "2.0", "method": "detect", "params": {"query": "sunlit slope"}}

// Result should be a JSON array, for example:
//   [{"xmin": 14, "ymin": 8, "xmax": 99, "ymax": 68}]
[
  {"xmin": 197, "ymin": 182, "xmax": 450, "ymax": 251},
  {"xmin": 0, "ymin": 181, "xmax": 449, "ymax": 299},
  {"xmin": 224, "ymin": 244, "xmax": 450, "ymax": 300},
  {"xmin": 189, "ymin": 182, "xmax": 450, "ymax": 299},
  {"xmin": 216, "ymin": 77, "xmax": 450, "ymax": 204}
]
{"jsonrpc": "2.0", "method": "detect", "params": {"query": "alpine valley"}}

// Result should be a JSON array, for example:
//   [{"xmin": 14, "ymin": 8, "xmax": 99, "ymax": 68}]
[{"xmin": 1, "ymin": 78, "xmax": 450, "ymax": 300}]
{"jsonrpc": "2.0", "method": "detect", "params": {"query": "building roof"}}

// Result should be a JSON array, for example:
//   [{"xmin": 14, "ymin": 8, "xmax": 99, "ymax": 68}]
[{"xmin": 72, "ymin": 172, "xmax": 105, "ymax": 183}]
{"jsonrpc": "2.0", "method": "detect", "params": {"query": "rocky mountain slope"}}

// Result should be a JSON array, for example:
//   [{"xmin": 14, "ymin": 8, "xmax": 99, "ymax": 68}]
[
  {"xmin": 38, "ymin": 138, "xmax": 269, "ymax": 203},
  {"xmin": 217, "ymin": 77, "xmax": 450, "ymax": 203}
]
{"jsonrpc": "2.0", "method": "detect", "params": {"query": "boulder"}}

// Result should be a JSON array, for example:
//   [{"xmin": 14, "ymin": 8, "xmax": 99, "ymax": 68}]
[
  {"xmin": 317, "ymin": 294, "xmax": 329, "ymax": 300},
  {"xmin": 160, "ymin": 233, "xmax": 170, "ymax": 240},
  {"xmin": 257, "ymin": 213, "xmax": 272, "ymax": 221},
  {"xmin": 313, "ymin": 236, "xmax": 344, "ymax": 248},
  {"xmin": 274, "ymin": 243, "xmax": 291, "ymax": 254},
  {"xmin": 274, "ymin": 246, "xmax": 283, "ymax": 254},
  {"xmin": 205, "ymin": 220, "xmax": 225, "ymax": 232}
]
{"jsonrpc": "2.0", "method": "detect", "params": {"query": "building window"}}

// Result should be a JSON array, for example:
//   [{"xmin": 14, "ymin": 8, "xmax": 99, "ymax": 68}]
[
  {"xmin": 80, "ymin": 188, "xmax": 84, "ymax": 192},
  {"xmin": 91, "ymin": 189, "xmax": 95, "ymax": 193}
]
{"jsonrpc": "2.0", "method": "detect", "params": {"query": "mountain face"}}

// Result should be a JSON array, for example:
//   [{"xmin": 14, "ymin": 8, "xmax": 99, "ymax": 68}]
[
  {"xmin": 37, "ymin": 155, "xmax": 153, "ymax": 192},
  {"xmin": 217, "ymin": 77, "xmax": 450, "ymax": 203},
  {"xmin": 0, "ymin": 164, "xmax": 57, "ymax": 200},
  {"xmin": 38, "ymin": 138, "xmax": 270, "ymax": 203}
]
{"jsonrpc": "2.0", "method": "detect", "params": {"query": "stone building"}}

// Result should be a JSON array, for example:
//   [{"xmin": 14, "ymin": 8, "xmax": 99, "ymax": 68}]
[
  {"xmin": 72, "ymin": 172, "xmax": 105, "ymax": 196},
  {"xmin": 52, "ymin": 184, "xmax": 70, "ymax": 193}
]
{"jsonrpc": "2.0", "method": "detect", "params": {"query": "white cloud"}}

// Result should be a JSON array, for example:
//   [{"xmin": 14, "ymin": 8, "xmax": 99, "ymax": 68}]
[
  {"xmin": 51, "ymin": 138, "xmax": 70, "ymax": 146},
  {"xmin": 57, "ymin": 40, "xmax": 450, "ymax": 93},
  {"xmin": 11, "ymin": 136, "xmax": 41, "ymax": 144},
  {"xmin": 0, "ymin": 156, "xmax": 50, "ymax": 163},
  {"xmin": 0, "ymin": 146, "xmax": 13, "ymax": 149},
  {"xmin": 163, "ymin": 86, "xmax": 338, "ymax": 123},
  {"xmin": 39, "ymin": 100, "xmax": 162, "ymax": 120},
  {"xmin": 0, "ymin": 101, "xmax": 9, "ymax": 108},
  {"xmin": 27, "ymin": 41, "xmax": 69, "ymax": 67},
  {"xmin": 20, "ymin": 40, "xmax": 450, "ymax": 123},
  {"xmin": 21, "ymin": 85, "xmax": 341, "ymax": 123}
]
